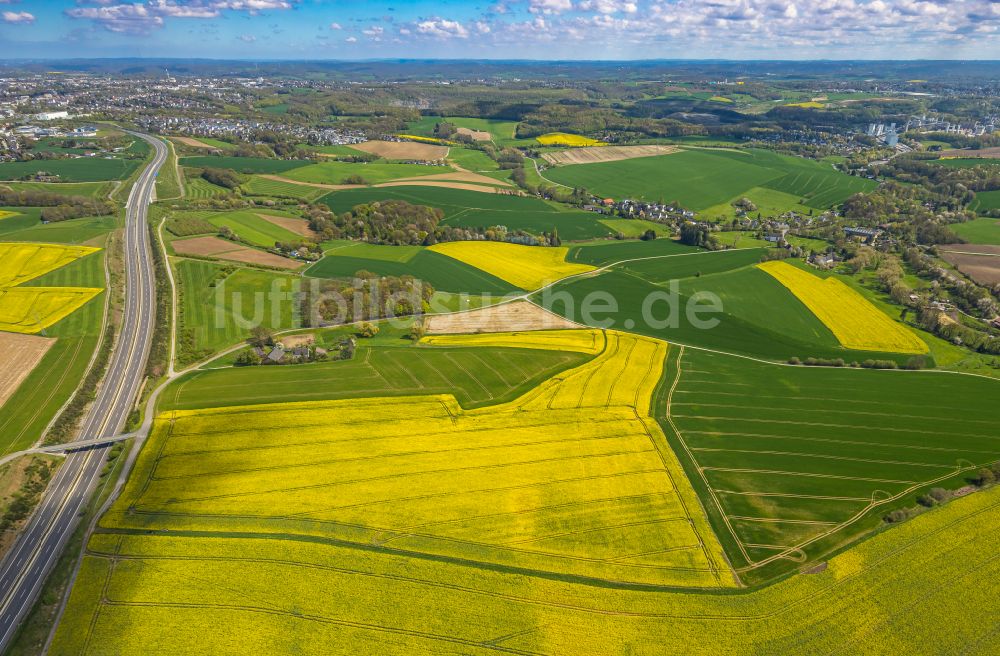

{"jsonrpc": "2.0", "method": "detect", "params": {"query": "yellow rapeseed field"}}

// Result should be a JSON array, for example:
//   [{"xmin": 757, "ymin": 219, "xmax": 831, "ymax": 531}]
[
  {"xmin": 0, "ymin": 287, "xmax": 102, "ymax": 333},
  {"xmin": 758, "ymin": 260, "xmax": 928, "ymax": 354},
  {"xmin": 0, "ymin": 242, "xmax": 103, "ymax": 334},
  {"xmin": 421, "ymin": 328, "xmax": 602, "ymax": 354},
  {"xmin": 428, "ymin": 241, "xmax": 596, "ymax": 290},
  {"xmin": 97, "ymin": 330, "xmax": 732, "ymax": 589},
  {"xmin": 0, "ymin": 210, "xmax": 18, "ymax": 221},
  {"xmin": 537, "ymin": 132, "xmax": 607, "ymax": 147},
  {"xmin": 52, "ymin": 484, "xmax": 1000, "ymax": 655},
  {"xmin": 0, "ymin": 242, "xmax": 100, "ymax": 287}
]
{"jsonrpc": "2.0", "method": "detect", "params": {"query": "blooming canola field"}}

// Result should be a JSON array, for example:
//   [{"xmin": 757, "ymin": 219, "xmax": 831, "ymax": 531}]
[
  {"xmin": 757, "ymin": 260, "xmax": 928, "ymax": 354},
  {"xmin": 0, "ymin": 242, "xmax": 103, "ymax": 334},
  {"xmin": 428, "ymin": 241, "xmax": 596, "ymax": 291}
]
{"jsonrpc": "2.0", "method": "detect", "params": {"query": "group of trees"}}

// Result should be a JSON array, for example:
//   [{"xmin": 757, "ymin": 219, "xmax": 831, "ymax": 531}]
[
  {"xmin": 0, "ymin": 188, "xmax": 116, "ymax": 222},
  {"xmin": 842, "ymin": 182, "xmax": 969, "ymax": 246},
  {"xmin": 679, "ymin": 223, "xmax": 719, "ymax": 249},
  {"xmin": 304, "ymin": 199, "xmax": 547, "ymax": 247},
  {"xmin": 301, "ymin": 271, "xmax": 435, "ymax": 326},
  {"xmin": 307, "ymin": 200, "xmax": 444, "ymax": 245},
  {"xmin": 201, "ymin": 167, "xmax": 245, "ymax": 190}
]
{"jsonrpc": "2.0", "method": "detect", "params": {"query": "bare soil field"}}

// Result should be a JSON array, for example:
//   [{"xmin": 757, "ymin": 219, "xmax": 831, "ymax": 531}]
[
  {"xmin": 426, "ymin": 300, "xmax": 581, "ymax": 334},
  {"xmin": 376, "ymin": 181, "xmax": 511, "ymax": 194},
  {"xmin": 455, "ymin": 127, "xmax": 492, "ymax": 142},
  {"xmin": 281, "ymin": 333, "xmax": 315, "ymax": 348},
  {"xmin": 170, "ymin": 137, "xmax": 219, "ymax": 150},
  {"xmin": 171, "ymin": 236, "xmax": 303, "ymax": 270},
  {"xmin": 0, "ymin": 332, "xmax": 55, "ymax": 407},
  {"xmin": 541, "ymin": 144, "xmax": 680, "ymax": 166},
  {"xmin": 389, "ymin": 171, "xmax": 511, "ymax": 187},
  {"xmin": 256, "ymin": 175, "xmax": 361, "ymax": 191},
  {"xmin": 939, "ymin": 147, "xmax": 1000, "ymax": 159},
  {"xmin": 263, "ymin": 174, "xmax": 508, "ymax": 195},
  {"xmin": 256, "ymin": 213, "xmax": 318, "ymax": 239},
  {"xmin": 940, "ymin": 245, "xmax": 1000, "ymax": 286},
  {"xmin": 350, "ymin": 140, "xmax": 449, "ymax": 161}
]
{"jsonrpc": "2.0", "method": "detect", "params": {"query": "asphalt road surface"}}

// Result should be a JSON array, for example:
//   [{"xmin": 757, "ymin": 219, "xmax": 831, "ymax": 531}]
[{"xmin": 0, "ymin": 131, "xmax": 166, "ymax": 652}]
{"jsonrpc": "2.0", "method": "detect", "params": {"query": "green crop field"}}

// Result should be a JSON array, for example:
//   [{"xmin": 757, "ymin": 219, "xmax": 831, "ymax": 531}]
[
  {"xmin": 161, "ymin": 341, "xmax": 587, "ymax": 410},
  {"xmin": 242, "ymin": 175, "xmax": 329, "ymax": 201},
  {"xmin": 537, "ymin": 248, "xmax": 914, "ymax": 362},
  {"xmin": 184, "ymin": 176, "xmax": 230, "ymax": 200},
  {"xmin": 662, "ymin": 346, "xmax": 1000, "ymax": 582},
  {"xmin": 0, "ymin": 181, "xmax": 112, "ymax": 198},
  {"xmin": 179, "ymin": 156, "xmax": 312, "ymax": 174},
  {"xmin": 0, "ymin": 249, "xmax": 106, "ymax": 455},
  {"xmin": 320, "ymin": 186, "xmax": 612, "ymax": 240},
  {"xmin": 598, "ymin": 218, "xmax": 668, "ymax": 238},
  {"xmin": 175, "ymin": 259, "xmax": 300, "ymax": 363},
  {"xmin": 306, "ymin": 247, "xmax": 518, "ymax": 295},
  {"xmin": 0, "ymin": 157, "xmax": 142, "ymax": 182},
  {"xmin": 204, "ymin": 210, "xmax": 303, "ymax": 248},
  {"xmin": 446, "ymin": 147, "xmax": 500, "ymax": 171},
  {"xmin": 282, "ymin": 161, "xmax": 453, "ymax": 185},
  {"xmin": 969, "ymin": 190, "xmax": 1000, "ymax": 214},
  {"xmin": 701, "ymin": 186, "xmax": 813, "ymax": 221},
  {"xmin": 951, "ymin": 217, "xmax": 1000, "ymax": 244},
  {"xmin": 543, "ymin": 149, "xmax": 875, "ymax": 211},
  {"xmin": 0, "ymin": 207, "xmax": 117, "ymax": 244},
  {"xmin": 407, "ymin": 116, "xmax": 520, "ymax": 143},
  {"xmin": 568, "ymin": 237, "xmax": 700, "ymax": 265}
]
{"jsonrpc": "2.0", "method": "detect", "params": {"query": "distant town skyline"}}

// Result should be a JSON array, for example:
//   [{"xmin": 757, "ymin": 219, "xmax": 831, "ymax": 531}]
[{"xmin": 0, "ymin": 0, "xmax": 997, "ymax": 61}]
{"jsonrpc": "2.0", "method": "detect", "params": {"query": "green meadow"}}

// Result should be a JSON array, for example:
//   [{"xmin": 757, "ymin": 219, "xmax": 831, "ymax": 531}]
[
  {"xmin": 179, "ymin": 156, "xmax": 312, "ymax": 174},
  {"xmin": 0, "ymin": 157, "xmax": 142, "ymax": 182},
  {"xmin": 663, "ymin": 346, "xmax": 1000, "ymax": 582},
  {"xmin": 544, "ymin": 148, "xmax": 875, "ymax": 211}
]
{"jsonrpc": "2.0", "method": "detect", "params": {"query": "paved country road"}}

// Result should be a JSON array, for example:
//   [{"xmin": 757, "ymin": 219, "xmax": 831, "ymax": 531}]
[{"xmin": 0, "ymin": 131, "xmax": 166, "ymax": 653}]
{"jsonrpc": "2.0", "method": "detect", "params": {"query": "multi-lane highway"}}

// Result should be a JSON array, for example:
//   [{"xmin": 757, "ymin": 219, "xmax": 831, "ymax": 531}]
[{"xmin": 0, "ymin": 131, "xmax": 166, "ymax": 652}]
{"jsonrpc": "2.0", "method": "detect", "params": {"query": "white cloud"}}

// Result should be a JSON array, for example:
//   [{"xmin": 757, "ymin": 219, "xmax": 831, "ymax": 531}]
[
  {"xmin": 65, "ymin": 0, "xmax": 294, "ymax": 34},
  {"xmin": 578, "ymin": 0, "xmax": 638, "ymax": 14},
  {"xmin": 329, "ymin": 21, "xmax": 341, "ymax": 30},
  {"xmin": 345, "ymin": 35, "xmax": 357, "ymax": 42},
  {"xmin": 416, "ymin": 18, "xmax": 469, "ymax": 38},
  {"xmin": 237, "ymin": 33, "xmax": 256, "ymax": 41},
  {"xmin": 2, "ymin": 10, "xmax": 33, "ymax": 24},
  {"xmin": 529, "ymin": 0, "xmax": 572, "ymax": 15}
]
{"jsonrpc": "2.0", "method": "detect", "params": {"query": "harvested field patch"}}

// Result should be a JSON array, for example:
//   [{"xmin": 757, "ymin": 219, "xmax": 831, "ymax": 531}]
[
  {"xmin": 281, "ymin": 333, "xmax": 314, "ymax": 348},
  {"xmin": 0, "ymin": 332, "xmax": 55, "ymax": 406},
  {"xmin": 455, "ymin": 126, "xmax": 491, "ymax": 141},
  {"xmin": 939, "ymin": 246, "xmax": 1000, "ymax": 286},
  {"xmin": 349, "ymin": 140, "xmax": 448, "ymax": 160},
  {"xmin": 542, "ymin": 145, "xmax": 680, "ymax": 166},
  {"xmin": 939, "ymin": 146, "xmax": 1000, "ymax": 159},
  {"xmin": 428, "ymin": 241, "xmax": 596, "ymax": 291},
  {"xmin": 170, "ymin": 136, "xmax": 219, "ymax": 150},
  {"xmin": 255, "ymin": 174, "xmax": 359, "ymax": 192},
  {"xmin": 388, "ymin": 170, "xmax": 511, "ymax": 187},
  {"xmin": 425, "ymin": 300, "xmax": 581, "ymax": 334},
  {"xmin": 171, "ymin": 236, "xmax": 303, "ymax": 270},
  {"xmin": 758, "ymin": 260, "xmax": 927, "ymax": 354},
  {"xmin": 375, "ymin": 180, "xmax": 507, "ymax": 193},
  {"xmin": 255, "ymin": 213, "xmax": 317, "ymax": 239}
]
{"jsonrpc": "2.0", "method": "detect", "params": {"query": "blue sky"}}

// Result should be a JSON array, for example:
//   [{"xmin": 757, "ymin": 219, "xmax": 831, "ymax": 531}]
[{"xmin": 1, "ymin": 0, "xmax": 998, "ymax": 60}]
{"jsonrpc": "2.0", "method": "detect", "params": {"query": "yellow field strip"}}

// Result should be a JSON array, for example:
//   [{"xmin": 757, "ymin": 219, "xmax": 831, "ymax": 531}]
[
  {"xmin": 757, "ymin": 260, "xmax": 928, "ymax": 354},
  {"xmin": 427, "ymin": 241, "xmax": 597, "ymax": 291},
  {"xmin": 106, "ymin": 330, "xmax": 736, "ymax": 588}
]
